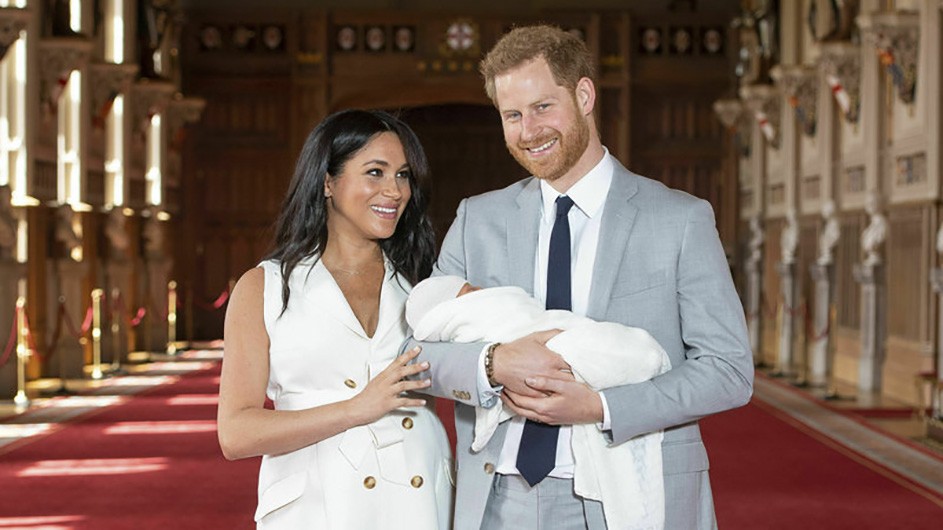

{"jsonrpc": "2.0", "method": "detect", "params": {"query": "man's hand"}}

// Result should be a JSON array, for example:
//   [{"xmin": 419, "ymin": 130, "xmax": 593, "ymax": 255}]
[
  {"xmin": 492, "ymin": 329, "xmax": 570, "ymax": 397},
  {"xmin": 502, "ymin": 376, "xmax": 604, "ymax": 425}
]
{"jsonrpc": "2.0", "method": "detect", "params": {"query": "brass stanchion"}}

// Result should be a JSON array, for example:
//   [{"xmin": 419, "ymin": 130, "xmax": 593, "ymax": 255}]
[
  {"xmin": 13, "ymin": 296, "xmax": 30, "ymax": 411},
  {"xmin": 90, "ymin": 289, "xmax": 104, "ymax": 380},
  {"xmin": 166, "ymin": 281, "xmax": 177, "ymax": 355}
]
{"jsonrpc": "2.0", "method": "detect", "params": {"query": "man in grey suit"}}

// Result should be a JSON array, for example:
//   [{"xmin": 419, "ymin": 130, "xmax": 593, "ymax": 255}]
[{"xmin": 408, "ymin": 25, "xmax": 753, "ymax": 530}]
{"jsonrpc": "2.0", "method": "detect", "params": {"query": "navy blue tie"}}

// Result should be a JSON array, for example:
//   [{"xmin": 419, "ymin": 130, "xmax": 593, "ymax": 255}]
[{"xmin": 517, "ymin": 195, "xmax": 574, "ymax": 486}]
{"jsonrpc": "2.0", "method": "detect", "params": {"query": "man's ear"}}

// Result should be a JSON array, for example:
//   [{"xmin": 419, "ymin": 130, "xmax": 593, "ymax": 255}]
[{"xmin": 575, "ymin": 77, "xmax": 596, "ymax": 116}]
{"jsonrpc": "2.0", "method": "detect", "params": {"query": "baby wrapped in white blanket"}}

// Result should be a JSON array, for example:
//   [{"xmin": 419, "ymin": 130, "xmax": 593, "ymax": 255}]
[{"xmin": 406, "ymin": 276, "xmax": 672, "ymax": 530}]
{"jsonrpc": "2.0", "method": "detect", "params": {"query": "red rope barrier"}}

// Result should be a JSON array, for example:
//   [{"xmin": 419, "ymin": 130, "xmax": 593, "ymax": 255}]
[
  {"xmin": 23, "ymin": 310, "xmax": 38, "ymax": 357},
  {"xmin": 193, "ymin": 288, "xmax": 229, "ymax": 311},
  {"xmin": 129, "ymin": 307, "xmax": 147, "ymax": 328},
  {"xmin": 62, "ymin": 305, "xmax": 94, "ymax": 340},
  {"xmin": 41, "ymin": 303, "xmax": 67, "ymax": 363},
  {"xmin": 112, "ymin": 291, "xmax": 147, "ymax": 328},
  {"xmin": 0, "ymin": 308, "xmax": 18, "ymax": 369}
]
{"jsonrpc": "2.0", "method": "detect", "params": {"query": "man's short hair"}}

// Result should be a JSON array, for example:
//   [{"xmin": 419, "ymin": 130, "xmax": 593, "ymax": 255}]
[{"xmin": 480, "ymin": 25, "xmax": 596, "ymax": 104}]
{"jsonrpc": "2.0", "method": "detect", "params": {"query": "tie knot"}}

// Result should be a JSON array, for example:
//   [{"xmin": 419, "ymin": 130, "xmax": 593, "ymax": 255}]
[{"xmin": 555, "ymin": 195, "xmax": 574, "ymax": 218}]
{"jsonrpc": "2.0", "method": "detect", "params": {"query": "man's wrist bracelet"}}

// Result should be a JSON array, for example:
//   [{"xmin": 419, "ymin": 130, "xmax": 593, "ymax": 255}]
[{"xmin": 485, "ymin": 342, "xmax": 501, "ymax": 387}]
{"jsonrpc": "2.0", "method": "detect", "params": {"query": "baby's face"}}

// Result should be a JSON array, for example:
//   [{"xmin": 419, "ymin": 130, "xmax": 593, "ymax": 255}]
[{"xmin": 457, "ymin": 283, "xmax": 481, "ymax": 297}]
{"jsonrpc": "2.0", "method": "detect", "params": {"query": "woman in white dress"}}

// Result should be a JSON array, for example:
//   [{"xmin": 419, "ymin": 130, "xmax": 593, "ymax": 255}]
[{"xmin": 218, "ymin": 109, "xmax": 454, "ymax": 529}]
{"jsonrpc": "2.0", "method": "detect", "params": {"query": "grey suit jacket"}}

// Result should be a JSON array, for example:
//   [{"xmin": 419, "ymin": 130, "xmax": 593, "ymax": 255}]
[{"xmin": 409, "ymin": 160, "xmax": 753, "ymax": 530}]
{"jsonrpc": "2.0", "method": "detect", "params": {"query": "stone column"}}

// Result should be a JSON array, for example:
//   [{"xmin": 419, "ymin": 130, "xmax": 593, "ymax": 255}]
[
  {"xmin": 775, "ymin": 261, "xmax": 797, "ymax": 377},
  {"xmin": 143, "ymin": 209, "xmax": 171, "ymax": 353},
  {"xmin": 745, "ymin": 257, "xmax": 764, "ymax": 365},
  {"xmin": 0, "ymin": 261, "xmax": 24, "ymax": 399},
  {"xmin": 775, "ymin": 208, "xmax": 799, "ymax": 377},
  {"xmin": 144, "ymin": 256, "xmax": 172, "ymax": 353},
  {"xmin": 47, "ymin": 259, "xmax": 91, "ymax": 381},
  {"xmin": 808, "ymin": 263, "xmax": 834, "ymax": 387},
  {"xmin": 737, "ymin": 214, "xmax": 765, "ymax": 365},
  {"xmin": 853, "ymin": 262, "xmax": 886, "ymax": 393}
]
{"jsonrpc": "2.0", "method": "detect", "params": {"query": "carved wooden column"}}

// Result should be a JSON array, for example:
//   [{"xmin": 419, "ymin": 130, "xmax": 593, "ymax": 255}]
[
  {"xmin": 0, "ymin": 7, "xmax": 30, "ymax": 398},
  {"xmin": 772, "ymin": 65, "xmax": 818, "ymax": 139},
  {"xmin": 127, "ymin": 79, "xmax": 175, "ymax": 209},
  {"xmin": 740, "ymin": 84, "xmax": 782, "ymax": 151},
  {"xmin": 820, "ymin": 43, "xmax": 861, "ymax": 126},
  {"xmin": 36, "ymin": 37, "xmax": 93, "ymax": 201},
  {"xmin": 0, "ymin": 6, "xmax": 30, "ymax": 62},
  {"xmin": 859, "ymin": 11, "xmax": 920, "ymax": 107},
  {"xmin": 0, "ymin": 184, "xmax": 23, "ymax": 398},
  {"xmin": 853, "ymin": 192, "xmax": 888, "ymax": 394},
  {"xmin": 715, "ymin": 98, "xmax": 767, "ymax": 366},
  {"xmin": 88, "ymin": 62, "xmax": 138, "ymax": 203}
]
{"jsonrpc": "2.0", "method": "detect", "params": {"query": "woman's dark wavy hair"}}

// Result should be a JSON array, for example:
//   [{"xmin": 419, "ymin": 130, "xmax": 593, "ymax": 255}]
[{"xmin": 266, "ymin": 109, "xmax": 436, "ymax": 314}]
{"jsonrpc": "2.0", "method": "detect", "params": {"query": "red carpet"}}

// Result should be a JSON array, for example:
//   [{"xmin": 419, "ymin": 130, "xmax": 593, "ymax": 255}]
[
  {"xmin": 2, "ymin": 358, "xmax": 942, "ymax": 529},
  {"xmin": 702, "ymin": 400, "xmax": 943, "ymax": 529},
  {"xmin": 0, "ymin": 363, "xmax": 258, "ymax": 530}
]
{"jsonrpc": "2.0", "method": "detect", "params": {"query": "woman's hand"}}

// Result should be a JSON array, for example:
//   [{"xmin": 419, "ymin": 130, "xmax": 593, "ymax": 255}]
[{"xmin": 348, "ymin": 347, "xmax": 431, "ymax": 426}]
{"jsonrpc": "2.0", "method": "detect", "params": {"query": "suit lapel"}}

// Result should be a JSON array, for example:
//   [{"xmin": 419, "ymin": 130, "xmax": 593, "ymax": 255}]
[
  {"xmin": 373, "ymin": 266, "xmax": 409, "ymax": 344},
  {"xmin": 587, "ymin": 164, "xmax": 640, "ymax": 320},
  {"xmin": 507, "ymin": 178, "xmax": 541, "ymax": 294}
]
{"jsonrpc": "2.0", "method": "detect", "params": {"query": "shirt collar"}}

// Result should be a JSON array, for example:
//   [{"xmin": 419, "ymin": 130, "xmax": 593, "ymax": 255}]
[{"xmin": 539, "ymin": 147, "xmax": 614, "ymax": 221}]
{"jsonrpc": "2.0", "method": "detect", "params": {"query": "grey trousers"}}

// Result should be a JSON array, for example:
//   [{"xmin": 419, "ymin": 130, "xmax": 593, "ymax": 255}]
[
  {"xmin": 479, "ymin": 471, "xmax": 719, "ymax": 530},
  {"xmin": 480, "ymin": 474, "xmax": 606, "ymax": 530}
]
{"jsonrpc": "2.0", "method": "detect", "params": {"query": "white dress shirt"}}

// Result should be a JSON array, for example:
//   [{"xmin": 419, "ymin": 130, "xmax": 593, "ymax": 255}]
[{"xmin": 480, "ymin": 149, "xmax": 615, "ymax": 478}]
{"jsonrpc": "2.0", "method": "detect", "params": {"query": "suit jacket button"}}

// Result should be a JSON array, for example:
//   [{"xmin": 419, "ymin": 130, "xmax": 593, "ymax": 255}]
[
  {"xmin": 483, "ymin": 463, "xmax": 495, "ymax": 475},
  {"xmin": 402, "ymin": 417, "xmax": 414, "ymax": 429},
  {"xmin": 411, "ymin": 475, "xmax": 424, "ymax": 488},
  {"xmin": 363, "ymin": 476, "xmax": 377, "ymax": 489},
  {"xmin": 345, "ymin": 379, "xmax": 357, "ymax": 389}
]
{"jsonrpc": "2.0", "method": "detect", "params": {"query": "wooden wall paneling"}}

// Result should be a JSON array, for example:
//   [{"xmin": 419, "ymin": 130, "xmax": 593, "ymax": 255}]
[
  {"xmin": 887, "ymin": 205, "xmax": 930, "ymax": 342},
  {"xmin": 400, "ymin": 104, "xmax": 527, "ymax": 246},
  {"xmin": 836, "ymin": 215, "xmax": 863, "ymax": 330},
  {"xmin": 881, "ymin": 204, "xmax": 936, "ymax": 405},
  {"xmin": 25, "ymin": 207, "xmax": 48, "ymax": 379},
  {"xmin": 795, "ymin": 218, "xmax": 819, "ymax": 379},
  {"xmin": 762, "ymin": 218, "xmax": 783, "ymax": 365},
  {"xmin": 596, "ymin": 11, "xmax": 629, "ymax": 165},
  {"xmin": 834, "ymin": 213, "xmax": 863, "ymax": 387},
  {"xmin": 628, "ymin": 8, "xmax": 734, "ymax": 252}
]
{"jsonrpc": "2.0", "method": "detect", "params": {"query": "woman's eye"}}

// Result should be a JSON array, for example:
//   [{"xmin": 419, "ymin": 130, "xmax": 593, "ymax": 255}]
[
  {"xmin": 367, "ymin": 168, "xmax": 383, "ymax": 177},
  {"xmin": 396, "ymin": 170, "xmax": 411, "ymax": 179}
]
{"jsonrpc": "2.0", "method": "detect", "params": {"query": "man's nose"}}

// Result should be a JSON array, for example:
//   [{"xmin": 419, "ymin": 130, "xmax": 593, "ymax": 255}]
[{"xmin": 520, "ymin": 114, "xmax": 541, "ymax": 142}]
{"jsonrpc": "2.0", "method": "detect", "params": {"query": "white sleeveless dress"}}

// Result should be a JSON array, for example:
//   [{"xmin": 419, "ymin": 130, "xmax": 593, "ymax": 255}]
[{"xmin": 255, "ymin": 257, "xmax": 454, "ymax": 529}]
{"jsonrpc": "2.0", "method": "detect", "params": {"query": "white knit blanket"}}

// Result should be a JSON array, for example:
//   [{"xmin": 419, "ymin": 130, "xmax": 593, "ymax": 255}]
[{"xmin": 409, "ymin": 285, "xmax": 670, "ymax": 530}]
